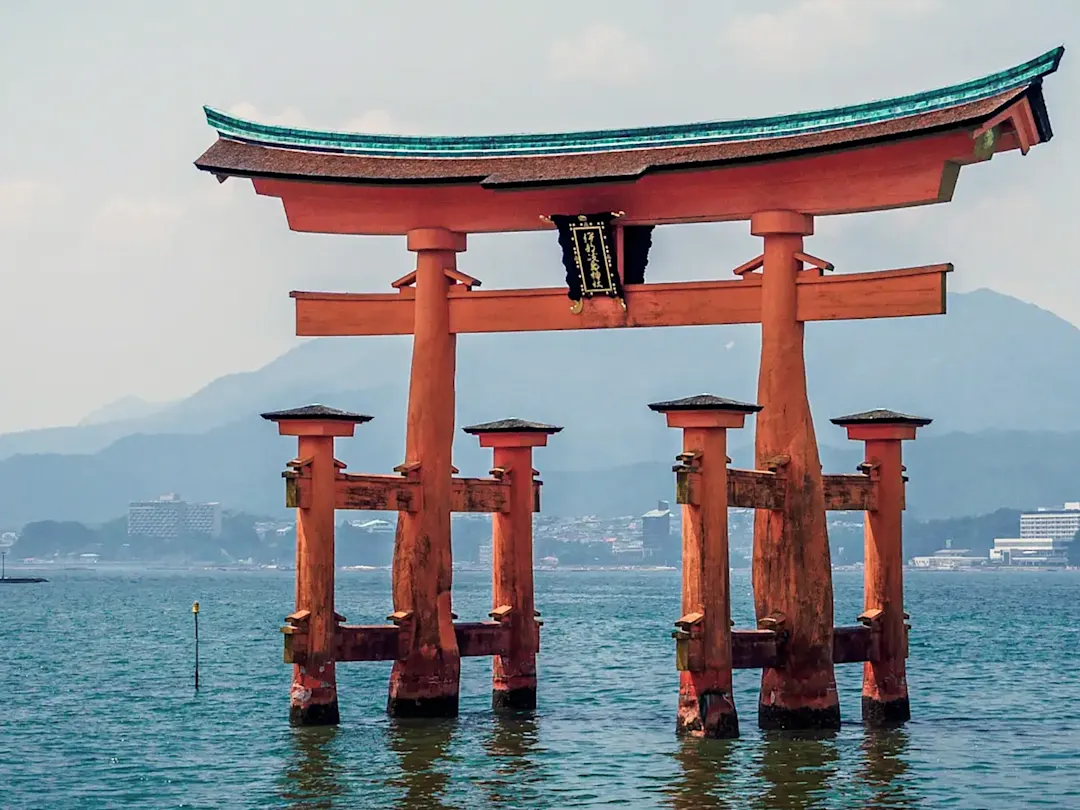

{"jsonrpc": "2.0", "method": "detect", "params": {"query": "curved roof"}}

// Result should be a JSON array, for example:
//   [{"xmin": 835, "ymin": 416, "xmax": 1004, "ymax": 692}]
[
  {"xmin": 195, "ymin": 47, "xmax": 1062, "ymax": 195},
  {"xmin": 203, "ymin": 48, "xmax": 1061, "ymax": 159}
]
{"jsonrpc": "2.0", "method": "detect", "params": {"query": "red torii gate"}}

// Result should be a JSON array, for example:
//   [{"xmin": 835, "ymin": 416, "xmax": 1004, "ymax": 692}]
[{"xmin": 196, "ymin": 47, "xmax": 1062, "ymax": 736}]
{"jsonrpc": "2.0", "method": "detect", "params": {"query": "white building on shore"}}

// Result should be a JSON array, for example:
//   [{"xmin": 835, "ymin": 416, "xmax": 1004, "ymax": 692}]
[
  {"xmin": 991, "ymin": 537, "xmax": 1069, "ymax": 566},
  {"xmin": 1020, "ymin": 503, "xmax": 1080, "ymax": 542}
]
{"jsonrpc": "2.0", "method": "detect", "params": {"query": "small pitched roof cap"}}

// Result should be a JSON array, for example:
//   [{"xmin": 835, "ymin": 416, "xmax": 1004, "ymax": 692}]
[
  {"xmin": 462, "ymin": 418, "xmax": 563, "ymax": 434},
  {"xmin": 830, "ymin": 409, "xmax": 932, "ymax": 427},
  {"xmin": 648, "ymin": 394, "xmax": 762, "ymax": 414},
  {"xmin": 260, "ymin": 404, "xmax": 374, "ymax": 423}
]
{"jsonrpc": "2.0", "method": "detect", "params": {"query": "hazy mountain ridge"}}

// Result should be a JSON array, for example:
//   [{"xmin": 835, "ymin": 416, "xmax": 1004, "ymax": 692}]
[{"xmin": 0, "ymin": 288, "xmax": 1078, "ymax": 526}]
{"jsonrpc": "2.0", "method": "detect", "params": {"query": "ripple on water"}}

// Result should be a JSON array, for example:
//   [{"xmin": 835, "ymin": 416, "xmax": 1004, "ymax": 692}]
[{"xmin": 2, "ymin": 568, "xmax": 1079, "ymax": 809}]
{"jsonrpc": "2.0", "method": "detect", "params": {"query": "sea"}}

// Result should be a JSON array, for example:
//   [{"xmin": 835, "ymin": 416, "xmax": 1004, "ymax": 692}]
[{"xmin": 3, "ymin": 567, "xmax": 1079, "ymax": 809}]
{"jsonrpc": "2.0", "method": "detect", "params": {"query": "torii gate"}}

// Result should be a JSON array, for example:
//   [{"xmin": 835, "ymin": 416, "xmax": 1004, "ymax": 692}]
[{"xmin": 196, "ymin": 47, "xmax": 1062, "ymax": 735}]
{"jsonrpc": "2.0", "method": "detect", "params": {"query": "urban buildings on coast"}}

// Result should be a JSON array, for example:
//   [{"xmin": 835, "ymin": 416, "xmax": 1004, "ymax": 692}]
[
  {"xmin": 127, "ymin": 493, "xmax": 222, "ymax": 538},
  {"xmin": 914, "ymin": 502, "xmax": 1080, "ymax": 569}
]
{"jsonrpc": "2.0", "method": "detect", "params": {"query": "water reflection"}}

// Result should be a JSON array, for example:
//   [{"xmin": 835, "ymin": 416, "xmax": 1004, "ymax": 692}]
[
  {"xmin": 280, "ymin": 726, "xmax": 348, "ymax": 810},
  {"xmin": 480, "ymin": 711, "xmax": 547, "ymax": 809},
  {"xmin": 386, "ymin": 718, "xmax": 456, "ymax": 810},
  {"xmin": 666, "ymin": 737, "xmax": 739, "ymax": 809},
  {"xmin": 755, "ymin": 730, "xmax": 840, "ymax": 810},
  {"xmin": 859, "ymin": 727, "xmax": 918, "ymax": 810}
]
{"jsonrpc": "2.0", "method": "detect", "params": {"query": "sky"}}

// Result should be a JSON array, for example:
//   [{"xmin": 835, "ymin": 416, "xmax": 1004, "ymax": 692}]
[{"xmin": 0, "ymin": 0, "xmax": 1077, "ymax": 434}]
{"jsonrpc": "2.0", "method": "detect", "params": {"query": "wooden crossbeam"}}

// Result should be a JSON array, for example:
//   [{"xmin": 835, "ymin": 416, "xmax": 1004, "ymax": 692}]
[
  {"xmin": 285, "ymin": 622, "xmax": 512, "ymax": 664},
  {"xmin": 676, "ymin": 466, "xmax": 885, "ymax": 512},
  {"xmin": 822, "ymin": 474, "xmax": 877, "ymax": 511},
  {"xmin": 730, "ymin": 625, "xmax": 878, "ymax": 669},
  {"xmin": 284, "ymin": 470, "xmax": 537, "ymax": 513},
  {"xmin": 291, "ymin": 264, "xmax": 951, "ymax": 336}
]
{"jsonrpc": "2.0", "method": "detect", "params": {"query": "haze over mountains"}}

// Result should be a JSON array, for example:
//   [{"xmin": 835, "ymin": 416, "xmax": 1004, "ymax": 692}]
[{"xmin": 1, "ymin": 288, "xmax": 1077, "ymax": 527}]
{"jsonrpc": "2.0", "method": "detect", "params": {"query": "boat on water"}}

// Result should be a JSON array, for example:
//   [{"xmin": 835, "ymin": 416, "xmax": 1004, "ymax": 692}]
[{"xmin": 0, "ymin": 550, "xmax": 48, "ymax": 583}]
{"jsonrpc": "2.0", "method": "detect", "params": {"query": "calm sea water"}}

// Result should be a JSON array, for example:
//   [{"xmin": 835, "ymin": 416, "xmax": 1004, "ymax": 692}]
[{"xmin": 3, "ymin": 567, "xmax": 1079, "ymax": 809}]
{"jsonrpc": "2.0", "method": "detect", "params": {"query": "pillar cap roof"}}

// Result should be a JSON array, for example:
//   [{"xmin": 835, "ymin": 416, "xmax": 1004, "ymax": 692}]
[
  {"xmin": 462, "ymin": 418, "xmax": 563, "ymax": 434},
  {"xmin": 830, "ymin": 408, "xmax": 931, "ymax": 427},
  {"xmin": 647, "ymin": 394, "xmax": 762, "ymax": 414},
  {"xmin": 260, "ymin": 404, "xmax": 374, "ymax": 423}
]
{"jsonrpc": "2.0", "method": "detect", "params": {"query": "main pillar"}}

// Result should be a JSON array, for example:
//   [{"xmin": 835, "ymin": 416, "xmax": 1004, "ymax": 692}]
[
  {"xmin": 388, "ymin": 228, "xmax": 467, "ymax": 717},
  {"xmin": 649, "ymin": 394, "xmax": 760, "ymax": 738},
  {"xmin": 262, "ymin": 404, "xmax": 373, "ymax": 725},
  {"xmin": 832, "ymin": 409, "xmax": 930, "ymax": 726},
  {"xmin": 464, "ymin": 418, "xmax": 561, "ymax": 711},
  {"xmin": 750, "ymin": 210, "xmax": 839, "ymax": 729}
]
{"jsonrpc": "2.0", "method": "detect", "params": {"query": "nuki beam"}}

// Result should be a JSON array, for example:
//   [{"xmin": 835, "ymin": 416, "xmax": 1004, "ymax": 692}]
[
  {"xmin": 650, "ymin": 394, "xmax": 761, "ymax": 739},
  {"xmin": 261, "ymin": 404, "xmax": 373, "ymax": 726},
  {"xmin": 290, "ymin": 264, "xmax": 951, "ymax": 336},
  {"xmin": 464, "ymin": 418, "xmax": 562, "ymax": 711},
  {"xmin": 832, "ymin": 409, "xmax": 931, "ymax": 726}
]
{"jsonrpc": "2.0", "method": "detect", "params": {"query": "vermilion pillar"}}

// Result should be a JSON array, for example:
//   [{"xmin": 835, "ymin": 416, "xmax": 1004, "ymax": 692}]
[
  {"xmin": 463, "ymin": 418, "xmax": 561, "ymax": 711},
  {"xmin": 389, "ymin": 228, "xmax": 467, "ymax": 717},
  {"xmin": 750, "ymin": 210, "xmax": 839, "ymax": 730},
  {"xmin": 832, "ymin": 409, "xmax": 930, "ymax": 726},
  {"xmin": 649, "ymin": 394, "xmax": 760, "ymax": 738},
  {"xmin": 262, "ymin": 404, "xmax": 372, "ymax": 725}
]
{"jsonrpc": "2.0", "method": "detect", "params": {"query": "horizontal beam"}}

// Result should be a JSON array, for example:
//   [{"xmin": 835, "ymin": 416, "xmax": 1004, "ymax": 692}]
[
  {"xmin": 728, "ymin": 468, "xmax": 785, "ymax": 510},
  {"xmin": 286, "ymin": 472, "xmax": 532, "ymax": 513},
  {"xmin": 822, "ymin": 474, "xmax": 877, "ymax": 511},
  {"xmin": 260, "ymin": 129, "xmax": 976, "ymax": 235},
  {"xmin": 731, "ymin": 625, "xmax": 879, "ymax": 669},
  {"xmin": 292, "ymin": 264, "xmax": 950, "ymax": 336},
  {"xmin": 287, "ymin": 622, "xmax": 513, "ymax": 664}
]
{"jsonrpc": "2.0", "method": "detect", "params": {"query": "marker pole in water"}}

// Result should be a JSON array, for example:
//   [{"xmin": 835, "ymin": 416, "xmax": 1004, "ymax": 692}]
[{"xmin": 193, "ymin": 601, "xmax": 200, "ymax": 690}]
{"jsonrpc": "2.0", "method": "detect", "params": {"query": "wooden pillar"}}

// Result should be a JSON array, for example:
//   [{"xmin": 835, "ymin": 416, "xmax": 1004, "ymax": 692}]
[
  {"xmin": 262, "ymin": 404, "xmax": 372, "ymax": 726},
  {"xmin": 750, "ymin": 210, "xmax": 839, "ymax": 730},
  {"xmin": 464, "ymin": 418, "xmax": 561, "ymax": 711},
  {"xmin": 649, "ymin": 395, "xmax": 760, "ymax": 739},
  {"xmin": 388, "ymin": 228, "xmax": 467, "ymax": 717},
  {"xmin": 832, "ymin": 409, "xmax": 931, "ymax": 726}
]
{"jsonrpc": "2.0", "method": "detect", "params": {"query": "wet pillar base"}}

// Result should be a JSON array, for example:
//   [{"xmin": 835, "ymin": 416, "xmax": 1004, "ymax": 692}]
[
  {"xmin": 676, "ymin": 690, "xmax": 739, "ymax": 739},
  {"xmin": 289, "ymin": 700, "xmax": 340, "ymax": 727},
  {"xmin": 387, "ymin": 659, "xmax": 460, "ymax": 718},
  {"xmin": 758, "ymin": 703, "xmax": 841, "ymax": 731},
  {"xmin": 862, "ymin": 695, "xmax": 910, "ymax": 726},
  {"xmin": 289, "ymin": 665, "xmax": 340, "ymax": 727},
  {"xmin": 386, "ymin": 694, "xmax": 460, "ymax": 718},
  {"xmin": 492, "ymin": 685, "xmax": 537, "ymax": 712}
]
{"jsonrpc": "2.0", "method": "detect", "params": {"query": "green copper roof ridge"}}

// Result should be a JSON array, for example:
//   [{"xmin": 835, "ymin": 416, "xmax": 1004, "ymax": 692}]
[{"xmin": 204, "ymin": 46, "xmax": 1063, "ymax": 158}]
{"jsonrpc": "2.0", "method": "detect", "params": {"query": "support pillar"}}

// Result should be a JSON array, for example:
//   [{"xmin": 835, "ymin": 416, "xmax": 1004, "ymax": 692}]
[
  {"xmin": 464, "ymin": 418, "xmax": 561, "ymax": 711},
  {"xmin": 389, "ymin": 228, "xmax": 467, "ymax": 717},
  {"xmin": 649, "ymin": 394, "xmax": 761, "ymax": 738},
  {"xmin": 750, "ymin": 210, "xmax": 839, "ymax": 730},
  {"xmin": 832, "ymin": 409, "xmax": 930, "ymax": 726},
  {"xmin": 262, "ymin": 404, "xmax": 373, "ymax": 726}
]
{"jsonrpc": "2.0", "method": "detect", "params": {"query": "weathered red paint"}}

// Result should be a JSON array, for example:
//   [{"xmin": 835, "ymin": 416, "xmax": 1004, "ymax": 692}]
[
  {"xmin": 470, "ymin": 428, "xmax": 554, "ymax": 711},
  {"xmin": 659, "ymin": 407, "xmax": 749, "ymax": 738},
  {"xmin": 750, "ymin": 211, "xmax": 840, "ymax": 730},
  {"xmin": 840, "ymin": 421, "xmax": 924, "ymax": 725},
  {"xmin": 387, "ymin": 229, "xmax": 464, "ymax": 718}
]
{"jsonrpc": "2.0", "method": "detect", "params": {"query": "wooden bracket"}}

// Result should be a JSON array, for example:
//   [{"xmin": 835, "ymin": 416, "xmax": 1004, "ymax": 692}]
[
  {"xmin": 857, "ymin": 608, "xmax": 884, "ymax": 627},
  {"xmin": 393, "ymin": 461, "xmax": 421, "ymax": 478},
  {"xmin": 489, "ymin": 604, "xmax": 513, "ymax": 622},
  {"xmin": 674, "ymin": 611, "xmax": 705, "ymax": 631},
  {"xmin": 794, "ymin": 251, "xmax": 834, "ymax": 274},
  {"xmin": 392, "ymin": 267, "xmax": 482, "ymax": 290},
  {"xmin": 387, "ymin": 610, "xmax": 413, "ymax": 625},
  {"xmin": 732, "ymin": 253, "xmax": 765, "ymax": 277},
  {"xmin": 757, "ymin": 612, "xmax": 788, "ymax": 633},
  {"xmin": 286, "ymin": 609, "xmax": 311, "ymax": 624}
]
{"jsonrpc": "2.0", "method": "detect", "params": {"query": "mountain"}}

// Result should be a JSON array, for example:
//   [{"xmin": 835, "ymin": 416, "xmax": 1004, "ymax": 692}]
[
  {"xmin": 1, "ymin": 288, "xmax": 1079, "ymax": 526},
  {"xmin": 78, "ymin": 396, "xmax": 171, "ymax": 426}
]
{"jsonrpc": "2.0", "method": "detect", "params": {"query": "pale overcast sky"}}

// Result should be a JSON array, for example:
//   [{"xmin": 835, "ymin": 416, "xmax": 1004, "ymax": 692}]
[{"xmin": 0, "ymin": 1, "xmax": 1076, "ymax": 433}]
